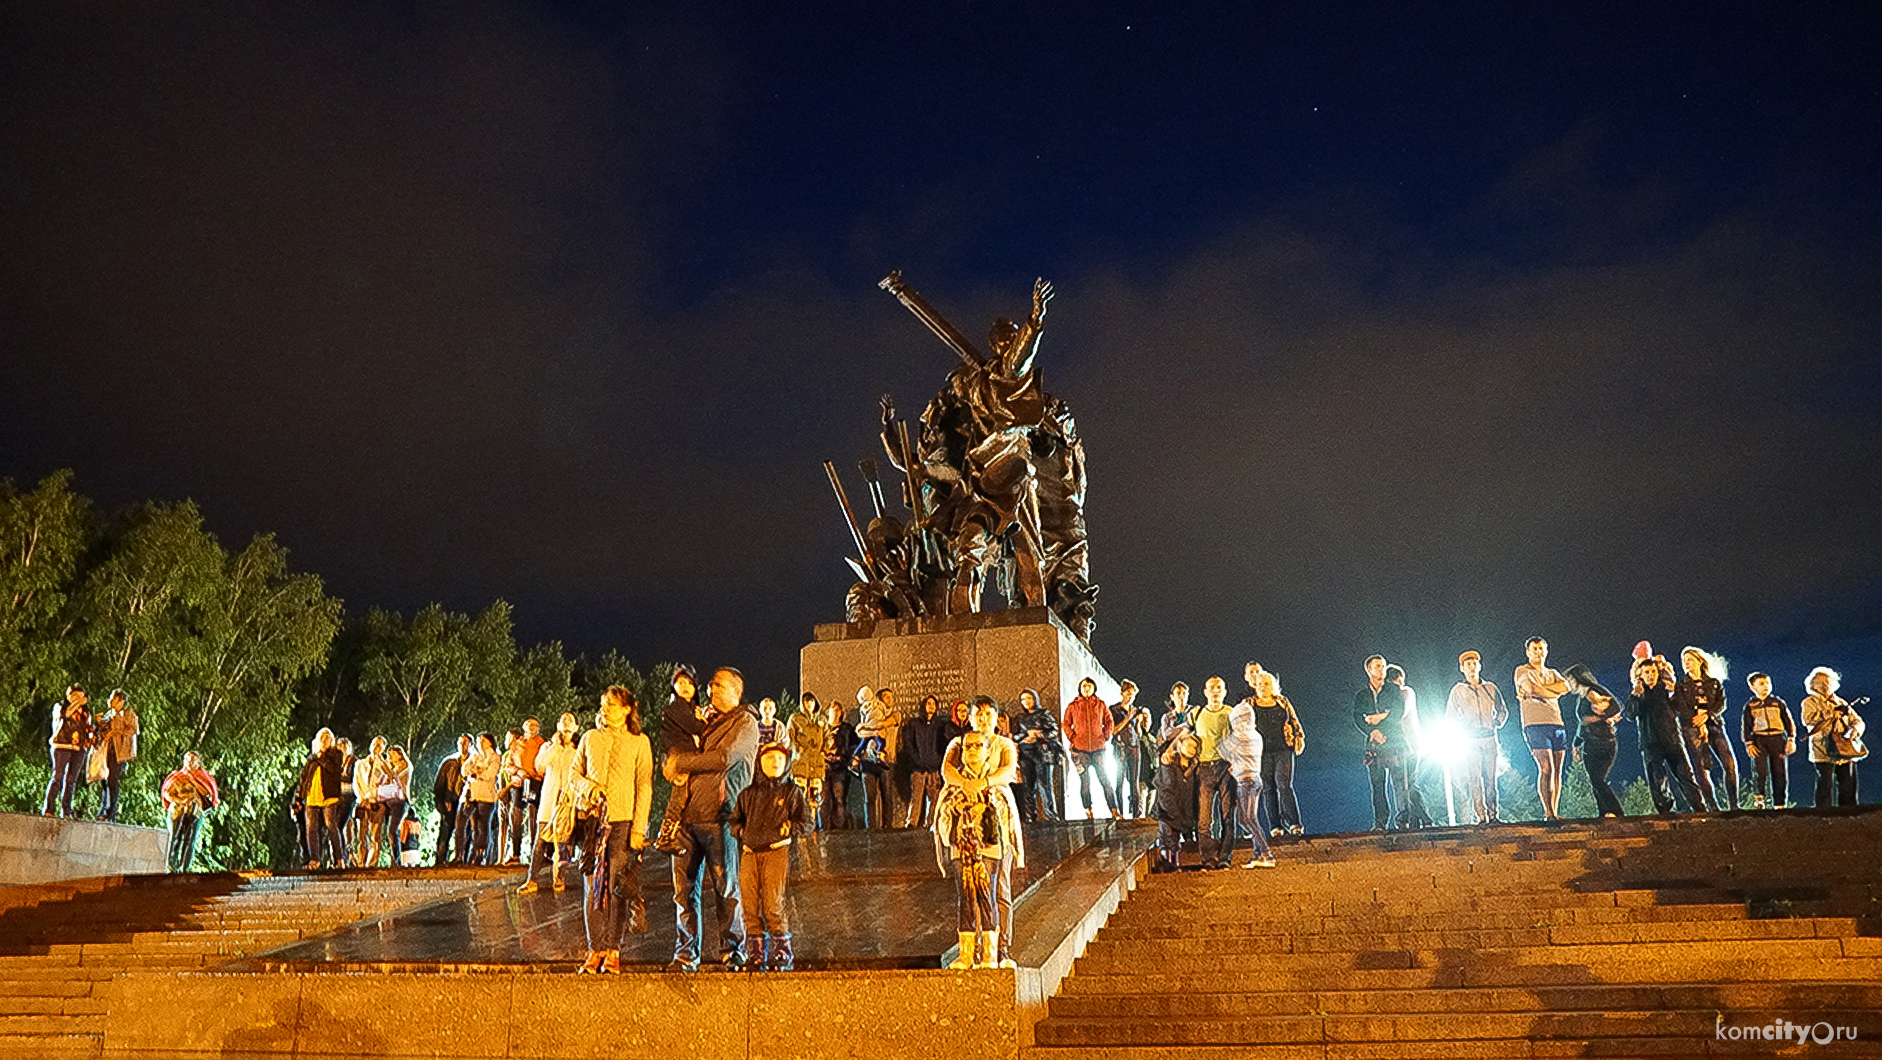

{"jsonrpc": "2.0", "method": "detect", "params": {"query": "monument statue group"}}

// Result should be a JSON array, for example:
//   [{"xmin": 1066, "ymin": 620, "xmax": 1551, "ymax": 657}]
[{"xmin": 827, "ymin": 273, "xmax": 1098, "ymax": 643}]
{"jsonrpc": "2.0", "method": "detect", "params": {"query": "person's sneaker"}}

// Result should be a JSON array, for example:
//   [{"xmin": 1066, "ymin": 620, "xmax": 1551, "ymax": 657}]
[
  {"xmin": 1243, "ymin": 856, "xmax": 1277, "ymax": 869},
  {"xmin": 1287, "ymin": 824, "xmax": 1303, "ymax": 835},
  {"xmin": 516, "ymin": 880, "xmax": 538, "ymax": 895},
  {"xmin": 578, "ymin": 952, "xmax": 604, "ymax": 974},
  {"xmin": 720, "ymin": 950, "xmax": 748, "ymax": 970},
  {"xmin": 601, "ymin": 951, "xmax": 621, "ymax": 974},
  {"xmin": 664, "ymin": 957, "xmax": 698, "ymax": 973},
  {"xmin": 1269, "ymin": 827, "xmax": 1284, "ymax": 837}
]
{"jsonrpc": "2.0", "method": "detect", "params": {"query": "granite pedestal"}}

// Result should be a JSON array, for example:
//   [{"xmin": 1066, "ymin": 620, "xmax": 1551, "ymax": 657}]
[{"xmin": 800, "ymin": 606, "xmax": 1119, "ymax": 717}]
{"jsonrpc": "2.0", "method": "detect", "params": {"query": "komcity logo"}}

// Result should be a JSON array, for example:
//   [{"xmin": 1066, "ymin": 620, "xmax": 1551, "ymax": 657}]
[{"xmin": 1717, "ymin": 1015, "xmax": 1861, "ymax": 1045}]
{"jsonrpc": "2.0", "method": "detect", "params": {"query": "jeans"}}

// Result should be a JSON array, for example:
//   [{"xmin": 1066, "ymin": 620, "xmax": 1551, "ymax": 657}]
[
  {"xmin": 508, "ymin": 779, "xmax": 540, "ymax": 859},
  {"xmin": 821, "ymin": 768, "xmax": 851, "ymax": 829},
  {"xmin": 1642, "ymin": 740, "xmax": 1705, "ymax": 813},
  {"xmin": 1113, "ymin": 741, "xmax": 1143, "ymax": 818},
  {"xmin": 583, "ymin": 823, "xmax": 645, "ymax": 951},
  {"xmin": 463, "ymin": 800, "xmax": 497, "ymax": 864},
  {"xmin": 1260, "ymin": 748, "xmax": 1301, "ymax": 831},
  {"xmin": 1020, "ymin": 752, "xmax": 1060, "ymax": 821},
  {"xmin": 1365, "ymin": 748, "xmax": 1412, "ymax": 829},
  {"xmin": 1196, "ymin": 760, "xmax": 1237, "ymax": 866},
  {"xmin": 99, "ymin": 750, "xmax": 127, "ymax": 821},
  {"xmin": 671, "ymin": 821, "xmax": 744, "ymax": 964},
  {"xmin": 44, "ymin": 747, "xmax": 85, "ymax": 817},
  {"xmin": 1581, "ymin": 739, "xmax": 1625, "ymax": 817},
  {"xmin": 738, "ymin": 845, "xmax": 790, "ymax": 937},
  {"xmin": 1234, "ymin": 777, "xmax": 1272, "ymax": 860},
  {"xmin": 1069, "ymin": 748, "xmax": 1107, "ymax": 816},
  {"xmin": 1815, "ymin": 761, "xmax": 1858, "ymax": 807},
  {"xmin": 904, "ymin": 771, "xmax": 942, "ymax": 827},
  {"xmin": 168, "ymin": 812, "xmax": 202, "ymax": 872},
  {"xmin": 304, "ymin": 803, "xmax": 345, "ymax": 866},
  {"xmin": 1460, "ymin": 736, "xmax": 1500, "ymax": 822},
  {"xmin": 1695, "ymin": 726, "xmax": 1741, "ymax": 810},
  {"xmin": 1748, "ymin": 734, "xmax": 1790, "ymax": 805},
  {"xmin": 434, "ymin": 798, "xmax": 460, "ymax": 865},
  {"xmin": 1157, "ymin": 820, "xmax": 1186, "ymax": 869}
]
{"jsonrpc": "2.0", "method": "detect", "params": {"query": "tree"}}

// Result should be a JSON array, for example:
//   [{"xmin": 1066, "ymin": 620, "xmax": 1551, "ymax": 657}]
[
  {"xmin": 0, "ymin": 471, "xmax": 92, "ymax": 805},
  {"xmin": 358, "ymin": 600, "xmax": 518, "ymax": 781},
  {"xmin": 512, "ymin": 641, "xmax": 581, "ymax": 727}
]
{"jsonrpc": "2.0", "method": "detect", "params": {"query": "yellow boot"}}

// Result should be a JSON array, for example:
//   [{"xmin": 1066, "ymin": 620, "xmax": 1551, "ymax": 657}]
[
  {"xmin": 947, "ymin": 932, "xmax": 976, "ymax": 969},
  {"xmin": 976, "ymin": 931, "xmax": 999, "ymax": 968}
]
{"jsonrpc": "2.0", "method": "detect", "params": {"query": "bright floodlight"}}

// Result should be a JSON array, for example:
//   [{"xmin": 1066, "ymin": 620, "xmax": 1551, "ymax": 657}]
[{"xmin": 1419, "ymin": 715, "xmax": 1471, "ymax": 766}]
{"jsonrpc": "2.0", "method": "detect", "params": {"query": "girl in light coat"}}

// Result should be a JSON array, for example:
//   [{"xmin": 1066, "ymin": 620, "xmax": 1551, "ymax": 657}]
[{"xmin": 520, "ymin": 712, "xmax": 582, "ymax": 894}]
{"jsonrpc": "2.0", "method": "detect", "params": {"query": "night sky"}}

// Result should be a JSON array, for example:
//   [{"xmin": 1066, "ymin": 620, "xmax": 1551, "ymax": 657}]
[{"xmin": 5, "ymin": 3, "xmax": 1879, "ymax": 824}]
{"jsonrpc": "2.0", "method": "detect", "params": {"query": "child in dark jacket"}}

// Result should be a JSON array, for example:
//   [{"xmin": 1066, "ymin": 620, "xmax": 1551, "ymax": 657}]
[
  {"xmin": 655, "ymin": 664, "xmax": 706, "ymax": 845},
  {"xmin": 730, "ymin": 742, "xmax": 814, "ymax": 971},
  {"xmin": 1151, "ymin": 733, "xmax": 1200, "ymax": 872}
]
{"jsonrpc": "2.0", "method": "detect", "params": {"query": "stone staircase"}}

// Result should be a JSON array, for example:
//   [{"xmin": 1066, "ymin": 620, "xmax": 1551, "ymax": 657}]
[
  {"xmin": 1031, "ymin": 808, "xmax": 1882, "ymax": 1059},
  {"xmin": 0, "ymin": 868, "xmax": 512, "ymax": 1056}
]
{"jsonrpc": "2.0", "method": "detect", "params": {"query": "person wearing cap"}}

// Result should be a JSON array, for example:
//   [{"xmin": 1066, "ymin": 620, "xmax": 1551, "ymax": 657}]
[
  {"xmin": 654, "ymin": 664, "xmax": 708, "ymax": 842},
  {"xmin": 1447, "ymin": 651, "xmax": 1509, "ymax": 824},
  {"xmin": 730, "ymin": 739, "xmax": 813, "ymax": 971}
]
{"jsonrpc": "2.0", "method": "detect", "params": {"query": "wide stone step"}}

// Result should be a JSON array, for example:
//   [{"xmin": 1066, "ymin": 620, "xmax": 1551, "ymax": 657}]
[
  {"xmin": 1035, "ymin": 1007, "xmax": 1877, "ymax": 1047},
  {"xmin": 1073, "ymin": 936, "xmax": 1856, "ymax": 975},
  {"xmin": 0, "ymin": 1031, "xmax": 100, "ymax": 1057},
  {"xmin": 1048, "ymin": 981, "xmax": 1882, "ymax": 1019},
  {"xmin": 1100, "ymin": 901, "xmax": 1764, "ymax": 939},
  {"xmin": 1086, "ymin": 917, "xmax": 1863, "ymax": 958}
]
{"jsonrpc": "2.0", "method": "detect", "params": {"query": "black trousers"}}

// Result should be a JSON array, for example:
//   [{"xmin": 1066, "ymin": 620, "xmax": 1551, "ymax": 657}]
[
  {"xmin": 1581, "ymin": 739, "xmax": 1625, "ymax": 817},
  {"xmin": 1112, "ymin": 742, "xmax": 1142, "ymax": 817},
  {"xmin": 1748, "ymin": 734, "xmax": 1790, "ymax": 805},
  {"xmin": 1815, "ymin": 761, "xmax": 1858, "ymax": 807},
  {"xmin": 434, "ymin": 798, "xmax": 460, "ymax": 865},
  {"xmin": 1365, "ymin": 749, "xmax": 1412, "ymax": 829},
  {"xmin": 821, "ymin": 767, "xmax": 851, "ymax": 829},
  {"xmin": 1642, "ymin": 741, "xmax": 1705, "ymax": 813},
  {"xmin": 1261, "ymin": 748, "xmax": 1301, "ymax": 830},
  {"xmin": 1196, "ymin": 760, "xmax": 1237, "ymax": 866}
]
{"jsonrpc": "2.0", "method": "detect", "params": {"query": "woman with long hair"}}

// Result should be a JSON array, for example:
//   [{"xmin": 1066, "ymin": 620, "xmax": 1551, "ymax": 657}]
[
  {"xmin": 1249, "ymin": 668, "xmax": 1306, "ymax": 836},
  {"xmin": 294, "ymin": 729, "xmax": 347, "ymax": 868},
  {"xmin": 376, "ymin": 745, "xmax": 413, "ymax": 867},
  {"xmin": 1673, "ymin": 647, "xmax": 1739, "ymax": 810},
  {"xmin": 574, "ymin": 685, "xmax": 653, "ymax": 974},
  {"xmin": 462, "ymin": 733, "xmax": 502, "ymax": 865}
]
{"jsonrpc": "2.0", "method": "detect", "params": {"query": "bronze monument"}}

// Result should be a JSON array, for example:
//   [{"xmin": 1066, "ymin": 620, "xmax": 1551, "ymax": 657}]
[{"xmin": 827, "ymin": 272, "xmax": 1097, "ymax": 643}]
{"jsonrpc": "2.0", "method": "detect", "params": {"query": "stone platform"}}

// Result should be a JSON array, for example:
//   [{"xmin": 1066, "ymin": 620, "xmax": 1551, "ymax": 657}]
[
  {"xmin": 98, "ymin": 820, "xmax": 1157, "ymax": 1058},
  {"xmin": 0, "ymin": 812, "xmax": 165, "ymax": 886},
  {"xmin": 801, "ymin": 606, "xmax": 1120, "ymax": 715}
]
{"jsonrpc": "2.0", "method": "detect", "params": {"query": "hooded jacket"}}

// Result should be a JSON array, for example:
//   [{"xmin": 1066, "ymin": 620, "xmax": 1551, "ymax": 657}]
[
  {"xmin": 1624, "ymin": 679, "xmax": 1684, "ymax": 752},
  {"xmin": 898, "ymin": 709, "xmax": 949, "ymax": 772},
  {"xmin": 1152, "ymin": 757, "xmax": 1199, "ymax": 829},
  {"xmin": 730, "ymin": 769, "xmax": 814, "ymax": 852}
]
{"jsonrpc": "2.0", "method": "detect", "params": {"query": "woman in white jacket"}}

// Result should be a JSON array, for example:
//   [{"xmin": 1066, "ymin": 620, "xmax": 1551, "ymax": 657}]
[
  {"xmin": 519, "ymin": 712, "xmax": 583, "ymax": 894},
  {"xmin": 461, "ymin": 733, "xmax": 502, "ymax": 865},
  {"xmin": 1802, "ymin": 667, "xmax": 1867, "ymax": 807}
]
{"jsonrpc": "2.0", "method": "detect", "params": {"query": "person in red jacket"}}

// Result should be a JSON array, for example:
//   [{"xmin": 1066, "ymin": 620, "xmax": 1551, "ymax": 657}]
[
  {"xmin": 1062, "ymin": 677, "xmax": 1114, "ymax": 819},
  {"xmin": 162, "ymin": 751, "xmax": 219, "ymax": 872}
]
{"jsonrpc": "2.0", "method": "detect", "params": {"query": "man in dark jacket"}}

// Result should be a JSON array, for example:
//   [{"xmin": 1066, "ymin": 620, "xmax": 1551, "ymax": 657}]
[
  {"xmin": 665, "ymin": 666, "xmax": 760, "ymax": 972},
  {"xmin": 1353, "ymin": 656, "xmax": 1416, "ymax": 831},
  {"xmin": 1625, "ymin": 656, "xmax": 1705, "ymax": 813},
  {"xmin": 898, "ymin": 696, "xmax": 949, "ymax": 827},
  {"xmin": 1013, "ymin": 689, "xmax": 1062, "ymax": 822},
  {"xmin": 821, "ymin": 697, "xmax": 859, "ymax": 829},
  {"xmin": 432, "ymin": 734, "xmax": 472, "ymax": 866}
]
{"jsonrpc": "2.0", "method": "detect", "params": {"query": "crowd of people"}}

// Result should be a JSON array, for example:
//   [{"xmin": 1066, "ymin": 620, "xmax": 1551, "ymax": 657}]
[{"xmin": 33, "ymin": 636, "xmax": 1869, "ymax": 970}]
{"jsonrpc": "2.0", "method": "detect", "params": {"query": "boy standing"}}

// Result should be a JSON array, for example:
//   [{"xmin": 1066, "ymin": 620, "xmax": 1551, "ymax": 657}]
[{"xmin": 730, "ymin": 741, "xmax": 814, "ymax": 971}]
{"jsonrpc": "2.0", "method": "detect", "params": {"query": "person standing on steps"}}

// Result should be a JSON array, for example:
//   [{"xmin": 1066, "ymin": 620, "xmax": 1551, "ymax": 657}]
[
  {"xmin": 574, "ymin": 686, "xmax": 653, "ymax": 974},
  {"xmin": 1110, "ymin": 680, "xmax": 1151, "ymax": 819},
  {"xmin": 819, "ymin": 696, "xmax": 858, "ymax": 830},
  {"xmin": 1012, "ymin": 688, "xmax": 1062, "ymax": 822},
  {"xmin": 1151, "ymin": 732, "xmax": 1200, "ymax": 871},
  {"xmin": 520, "ymin": 711, "xmax": 582, "ymax": 894},
  {"xmin": 162, "ymin": 751, "xmax": 219, "ymax": 872},
  {"xmin": 45, "ymin": 685, "xmax": 92, "ymax": 818},
  {"xmin": 1446, "ymin": 651, "xmax": 1508, "ymax": 824},
  {"xmin": 1625, "ymin": 655, "xmax": 1704, "ymax": 813},
  {"xmin": 1740, "ymin": 672, "xmax": 1796, "ymax": 809},
  {"xmin": 1564, "ymin": 664, "xmax": 1626, "ymax": 818},
  {"xmin": 900, "ymin": 695, "xmax": 948, "ymax": 828},
  {"xmin": 1193, "ymin": 676, "xmax": 1237, "ymax": 868},
  {"xmin": 294, "ymin": 728, "xmax": 347, "ymax": 869},
  {"xmin": 1513, "ymin": 638, "xmax": 1571, "ymax": 821},
  {"xmin": 1222, "ymin": 693, "xmax": 1276, "ymax": 868},
  {"xmin": 1801, "ymin": 666, "xmax": 1866, "ymax": 807},
  {"xmin": 1384, "ymin": 664, "xmax": 1434, "ymax": 827},
  {"xmin": 731, "ymin": 741, "xmax": 814, "ymax": 971},
  {"xmin": 1246, "ymin": 666, "xmax": 1306, "ymax": 836},
  {"xmin": 1062, "ymin": 676, "xmax": 1114, "ymax": 819},
  {"xmin": 939, "ymin": 697, "xmax": 1023, "ymax": 969},
  {"xmin": 93, "ymin": 689, "xmax": 139, "ymax": 822},
  {"xmin": 1674, "ymin": 646, "xmax": 1739, "ymax": 811},
  {"xmin": 666, "ymin": 667, "xmax": 760, "ymax": 972},
  {"xmin": 431, "ymin": 734, "xmax": 471, "ymax": 865},
  {"xmin": 788, "ymin": 693, "xmax": 830, "ymax": 830},
  {"xmin": 1354, "ymin": 656, "xmax": 1415, "ymax": 830}
]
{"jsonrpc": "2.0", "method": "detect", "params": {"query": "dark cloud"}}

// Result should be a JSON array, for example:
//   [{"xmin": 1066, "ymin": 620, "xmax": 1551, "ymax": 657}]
[{"xmin": 5, "ymin": 3, "xmax": 1880, "ymax": 824}]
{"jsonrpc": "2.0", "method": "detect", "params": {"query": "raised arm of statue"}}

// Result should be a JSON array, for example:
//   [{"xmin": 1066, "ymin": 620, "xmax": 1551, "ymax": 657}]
[{"xmin": 880, "ymin": 271, "xmax": 985, "ymax": 369}]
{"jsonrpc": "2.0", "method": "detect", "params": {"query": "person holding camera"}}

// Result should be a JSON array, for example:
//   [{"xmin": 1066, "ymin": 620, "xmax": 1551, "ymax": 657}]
[{"xmin": 1801, "ymin": 666, "xmax": 1867, "ymax": 807}]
